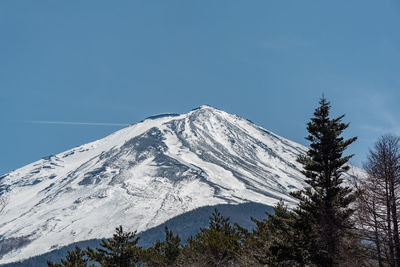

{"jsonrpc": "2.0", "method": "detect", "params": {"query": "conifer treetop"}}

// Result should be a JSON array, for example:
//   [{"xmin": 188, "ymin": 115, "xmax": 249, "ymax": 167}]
[{"xmin": 299, "ymin": 96, "xmax": 357, "ymax": 188}]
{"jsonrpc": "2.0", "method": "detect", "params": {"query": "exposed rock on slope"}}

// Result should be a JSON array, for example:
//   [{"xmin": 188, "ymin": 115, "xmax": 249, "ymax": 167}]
[{"xmin": 0, "ymin": 106, "xmax": 308, "ymax": 264}]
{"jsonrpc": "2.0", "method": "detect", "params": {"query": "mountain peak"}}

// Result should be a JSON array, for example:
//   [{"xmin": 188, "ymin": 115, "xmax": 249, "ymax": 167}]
[
  {"xmin": 0, "ymin": 106, "xmax": 309, "ymax": 264},
  {"xmin": 190, "ymin": 105, "xmax": 220, "ymax": 112}
]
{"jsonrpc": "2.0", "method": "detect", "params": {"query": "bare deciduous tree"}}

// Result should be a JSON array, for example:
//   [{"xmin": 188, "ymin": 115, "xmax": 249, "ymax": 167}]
[{"xmin": 353, "ymin": 135, "xmax": 400, "ymax": 267}]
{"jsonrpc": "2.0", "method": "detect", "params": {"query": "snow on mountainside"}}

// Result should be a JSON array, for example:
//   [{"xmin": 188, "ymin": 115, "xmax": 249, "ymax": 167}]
[{"xmin": 0, "ymin": 105, "xmax": 310, "ymax": 264}]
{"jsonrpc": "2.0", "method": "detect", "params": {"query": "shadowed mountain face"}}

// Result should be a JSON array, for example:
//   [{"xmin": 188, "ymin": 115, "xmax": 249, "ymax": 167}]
[
  {"xmin": 0, "ymin": 106, "xmax": 308, "ymax": 264},
  {"xmin": 3, "ymin": 202, "xmax": 274, "ymax": 267}
]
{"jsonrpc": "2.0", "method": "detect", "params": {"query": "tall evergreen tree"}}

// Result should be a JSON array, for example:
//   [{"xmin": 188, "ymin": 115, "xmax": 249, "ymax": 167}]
[
  {"xmin": 86, "ymin": 225, "xmax": 143, "ymax": 267},
  {"xmin": 291, "ymin": 96, "xmax": 357, "ymax": 266}
]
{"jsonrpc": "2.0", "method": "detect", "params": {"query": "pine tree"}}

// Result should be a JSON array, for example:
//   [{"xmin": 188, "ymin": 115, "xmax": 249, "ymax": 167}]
[
  {"xmin": 180, "ymin": 209, "xmax": 243, "ymax": 266},
  {"xmin": 291, "ymin": 96, "xmax": 357, "ymax": 266},
  {"xmin": 143, "ymin": 226, "xmax": 181, "ymax": 266},
  {"xmin": 86, "ymin": 225, "xmax": 143, "ymax": 267},
  {"xmin": 47, "ymin": 246, "xmax": 93, "ymax": 267},
  {"xmin": 240, "ymin": 201, "xmax": 310, "ymax": 266}
]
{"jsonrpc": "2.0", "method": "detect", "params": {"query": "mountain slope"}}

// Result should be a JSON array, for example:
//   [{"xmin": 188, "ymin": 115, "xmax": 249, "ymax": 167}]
[
  {"xmin": 0, "ymin": 105, "xmax": 308, "ymax": 264},
  {"xmin": 4, "ymin": 202, "xmax": 275, "ymax": 267}
]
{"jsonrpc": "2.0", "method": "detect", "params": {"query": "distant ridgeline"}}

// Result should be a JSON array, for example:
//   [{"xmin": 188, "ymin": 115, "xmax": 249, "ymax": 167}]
[{"xmin": 2, "ymin": 202, "xmax": 273, "ymax": 267}]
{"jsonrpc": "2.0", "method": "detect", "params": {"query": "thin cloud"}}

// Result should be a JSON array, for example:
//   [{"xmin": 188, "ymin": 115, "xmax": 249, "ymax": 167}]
[
  {"xmin": 25, "ymin": 121, "xmax": 130, "ymax": 127},
  {"xmin": 360, "ymin": 92, "xmax": 400, "ymax": 136}
]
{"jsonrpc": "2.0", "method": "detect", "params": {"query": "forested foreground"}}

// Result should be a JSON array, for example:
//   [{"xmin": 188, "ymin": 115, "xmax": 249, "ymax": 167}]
[{"xmin": 47, "ymin": 97, "xmax": 400, "ymax": 267}]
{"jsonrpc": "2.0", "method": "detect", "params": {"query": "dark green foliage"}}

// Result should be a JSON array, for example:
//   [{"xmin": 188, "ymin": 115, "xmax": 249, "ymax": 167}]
[
  {"xmin": 136, "ymin": 202, "xmax": 273, "ymax": 249},
  {"xmin": 20, "ymin": 203, "xmax": 272, "ymax": 267},
  {"xmin": 239, "ymin": 201, "xmax": 309, "ymax": 266},
  {"xmin": 47, "ymin": 246, "xmax": 92, "ymax": 267},
  {"xmin": 291, "ymin": 96, "xmax": 357, "ymax": 266},
  {"xmin": 143, "ymin": 226, "xmax": 181, "ymax": 266},
  {"xmin": 180, "ymin": 209, "xmax": 244, "ymax": 266},
  {"xmin": 86, "ymin": 225, "xmax": 143, "ymax": 267}
]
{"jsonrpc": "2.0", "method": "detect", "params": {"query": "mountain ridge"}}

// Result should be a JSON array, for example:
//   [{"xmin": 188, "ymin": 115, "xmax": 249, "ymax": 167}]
[{"xmin": 0, "ymin": 105, "xmax": 309, "ymax": 264}]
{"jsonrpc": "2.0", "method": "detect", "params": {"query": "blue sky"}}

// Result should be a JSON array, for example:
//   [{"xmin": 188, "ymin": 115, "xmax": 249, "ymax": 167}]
[{"xmin": 1, "ymin": 0, "xmax": 399, "ymax": 174}]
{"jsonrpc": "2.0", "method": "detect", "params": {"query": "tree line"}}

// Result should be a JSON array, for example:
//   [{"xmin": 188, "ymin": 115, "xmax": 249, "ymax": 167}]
[{"xmin": 47, "ymin": 97, "xmax": 400, "ymax": 267}]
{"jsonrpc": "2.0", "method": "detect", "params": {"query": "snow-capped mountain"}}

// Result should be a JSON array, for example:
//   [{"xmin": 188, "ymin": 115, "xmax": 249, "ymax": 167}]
[{"xmin": 0, "ymin": 105, "xmax": 309, "ymax": 264}]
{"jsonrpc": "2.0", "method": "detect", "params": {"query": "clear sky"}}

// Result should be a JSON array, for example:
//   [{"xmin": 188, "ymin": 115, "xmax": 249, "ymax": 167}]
[{"xmin": 1, "ymin": 0, "xmax": 399, "ymax": 174}]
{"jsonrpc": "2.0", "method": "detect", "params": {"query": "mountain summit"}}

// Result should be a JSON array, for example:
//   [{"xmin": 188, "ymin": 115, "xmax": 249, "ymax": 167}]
[{"xmin": 0, "ymin": 106, "xmax": 308, "ymax": 264}]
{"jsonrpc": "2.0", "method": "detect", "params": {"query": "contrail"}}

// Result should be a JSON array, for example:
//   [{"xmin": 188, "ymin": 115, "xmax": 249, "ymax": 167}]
[{"xmin": 25, "ymin": 121, "xmax": 130, "ymax": 126}]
